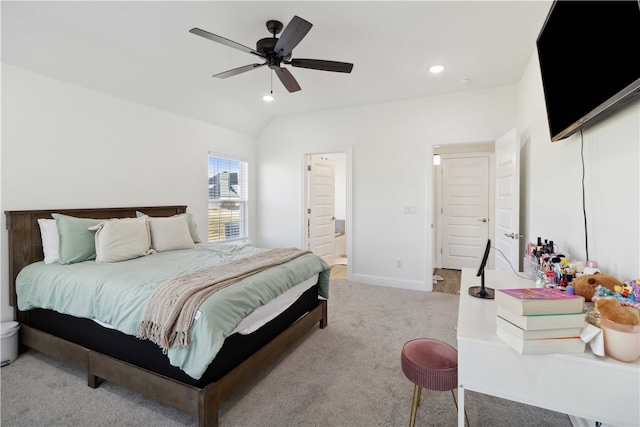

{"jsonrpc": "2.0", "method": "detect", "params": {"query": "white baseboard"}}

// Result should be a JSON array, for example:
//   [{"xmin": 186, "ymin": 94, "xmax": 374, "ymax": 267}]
[{"xmin": 350, "ymin": 273, "xmax": 429, "ymax": 292}]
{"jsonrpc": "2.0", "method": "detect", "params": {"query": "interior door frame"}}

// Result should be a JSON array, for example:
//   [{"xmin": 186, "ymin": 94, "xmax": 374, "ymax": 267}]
[
  {"xmin": 302, "ymin": 146, "xmax": 353, "ymax": 281},
  {"xmin": 426, "ymin": 136, "xmax": 501, "ymax": 291}
]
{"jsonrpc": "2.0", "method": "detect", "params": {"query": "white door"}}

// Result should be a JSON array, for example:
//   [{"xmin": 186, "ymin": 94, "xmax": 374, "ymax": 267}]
[
  {"xmin": 494, "ymin": 129, "xmax": 520, "ymax": 271},
  {"xmin": 307, "ymin": 155, "xmax": 336, "ymax": 266},
  {"xmin": 440, "ymin": 155, "xmax": 491, "ymax": 270}
]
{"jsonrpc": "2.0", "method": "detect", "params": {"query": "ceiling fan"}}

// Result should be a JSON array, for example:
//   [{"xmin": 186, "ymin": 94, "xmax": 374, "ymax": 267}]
[{"xmin": 189, "ymin": 16, "xmax": 354, "ymax": 93}]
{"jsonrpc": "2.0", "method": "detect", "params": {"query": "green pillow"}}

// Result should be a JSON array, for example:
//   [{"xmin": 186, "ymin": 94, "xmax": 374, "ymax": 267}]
[{"xmin": 52, "ymin": 213, "xmax": 103, "ymax": 264}]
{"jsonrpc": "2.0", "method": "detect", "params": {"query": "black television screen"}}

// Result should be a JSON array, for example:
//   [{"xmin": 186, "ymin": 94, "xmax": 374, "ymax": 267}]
[{"xmin": 536, "ymin": 1, "xmax": 640, "ymax": 142}]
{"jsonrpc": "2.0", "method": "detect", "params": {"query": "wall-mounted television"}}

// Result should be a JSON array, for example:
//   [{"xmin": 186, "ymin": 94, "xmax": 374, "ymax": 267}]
[{"xmin": 536, "ymin": 1, "xmax": 640, "ymax": 142}]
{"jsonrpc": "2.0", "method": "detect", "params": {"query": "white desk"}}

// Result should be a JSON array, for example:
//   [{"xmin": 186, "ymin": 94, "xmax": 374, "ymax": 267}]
[{"xmin": 457, "ymin": 268, "xmax": 640, "ymax": 427}]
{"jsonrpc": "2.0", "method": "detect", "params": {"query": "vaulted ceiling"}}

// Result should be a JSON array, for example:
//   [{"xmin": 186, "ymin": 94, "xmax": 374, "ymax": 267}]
[{"xmin": 2, "ymin": 1, "xmax": 552, "ymax": 135}]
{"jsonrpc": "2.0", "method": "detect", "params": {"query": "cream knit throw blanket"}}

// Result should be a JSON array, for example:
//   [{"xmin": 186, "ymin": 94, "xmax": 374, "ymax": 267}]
[{"xmin": 137, "ymin": 247, "xmax": 310, "ymax": 352}]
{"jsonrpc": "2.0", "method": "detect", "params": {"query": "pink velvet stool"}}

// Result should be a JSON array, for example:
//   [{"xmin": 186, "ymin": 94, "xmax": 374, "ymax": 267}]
[{"xmin": 401, "ymin": 338, "xmax": 469, "ymax": 427}]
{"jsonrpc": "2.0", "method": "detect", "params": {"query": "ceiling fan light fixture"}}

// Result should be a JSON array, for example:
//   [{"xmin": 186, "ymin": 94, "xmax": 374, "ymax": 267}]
[{"xmin": 263, "ymin": 70, "xmax": 275, "ymax": 102}]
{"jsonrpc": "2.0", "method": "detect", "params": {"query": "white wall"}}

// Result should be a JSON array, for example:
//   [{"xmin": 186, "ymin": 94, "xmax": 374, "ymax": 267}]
[
  {"xmin": 1, "ymin": 64, "xmax": 256, "ymax": 322},
  {"xmin": 517, "ymin": 53, "xmax": 639, "ymax": 280},
  {"xmin": 256, "ymin": 87, "xmax": 518, "ymax": 291},
  {"xmin": 255, "ymin": 53, "xmax": 639, "ymax": 292}
]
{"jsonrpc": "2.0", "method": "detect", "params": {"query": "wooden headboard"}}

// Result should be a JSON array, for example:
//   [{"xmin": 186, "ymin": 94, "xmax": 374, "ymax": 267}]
[{"xmin": 5, "ymin": 206, "xmax": 187, "ymax": 309}]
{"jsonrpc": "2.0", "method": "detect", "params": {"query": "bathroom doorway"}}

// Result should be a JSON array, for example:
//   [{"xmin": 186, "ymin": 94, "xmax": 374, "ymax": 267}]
[{"xmin": 304, "ymin": 150, "xmax": 350, "ymax": 276}]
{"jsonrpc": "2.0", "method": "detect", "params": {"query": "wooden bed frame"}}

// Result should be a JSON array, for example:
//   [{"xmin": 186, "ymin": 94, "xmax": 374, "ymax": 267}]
[{"xmin": 5, "ymin": 206, "xmax": 328, "ymax": 427}]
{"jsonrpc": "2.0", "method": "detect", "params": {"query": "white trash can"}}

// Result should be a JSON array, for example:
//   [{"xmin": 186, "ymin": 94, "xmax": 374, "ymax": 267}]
[{"xmin": 1, "ymin": 321, "xmax": 20, "ymax": 366}]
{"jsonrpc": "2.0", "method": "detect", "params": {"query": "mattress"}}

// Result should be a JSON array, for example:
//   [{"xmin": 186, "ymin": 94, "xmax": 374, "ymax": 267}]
[
  {"xmin": 16, "ymin": 243, "xmax": 330, "ymax": 379},
  {"xmin": 92, "ymin": 273, "xmax": 319, "ymax": 335},
  {"xmin": 27, "ymin": 283, "xmax": 321, "ymax": 387}
]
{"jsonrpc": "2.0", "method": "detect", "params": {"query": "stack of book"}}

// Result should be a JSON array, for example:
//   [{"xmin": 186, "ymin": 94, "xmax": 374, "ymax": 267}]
[{"xmin": 495, "ymin": 287, "xmax": 586, "ymax": 355}]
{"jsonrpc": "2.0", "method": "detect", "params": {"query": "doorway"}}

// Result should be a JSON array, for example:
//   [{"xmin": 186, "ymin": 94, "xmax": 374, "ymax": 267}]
[
  {"xmin": 307, "ymin": 155, "xmax": 336, "ymax": 266},
  {"xmin": 430, "ymin": 129, "xmax": 521, "ymax": 288},
  {"xmin": 304, "ymin": 149, "xmax": 351, "ymax": 279},
  {"xmin": 434, "ymin": 143, "xmax": 495, "ymax": 271},
  {"xmin": 438, "ymin": 153, "xmax": 493, "ymax": 270}
]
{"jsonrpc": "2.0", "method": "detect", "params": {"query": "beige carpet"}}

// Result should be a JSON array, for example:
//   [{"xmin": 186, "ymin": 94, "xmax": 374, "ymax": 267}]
[{"xmin": 1, "ymin": 279, "xmax": 571, "ymax": 426}]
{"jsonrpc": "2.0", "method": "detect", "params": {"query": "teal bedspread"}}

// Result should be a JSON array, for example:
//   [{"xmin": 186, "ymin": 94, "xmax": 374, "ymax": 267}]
[{"xmin": 16, "ymin": 243, "xmax": 330, "ymax": 379}]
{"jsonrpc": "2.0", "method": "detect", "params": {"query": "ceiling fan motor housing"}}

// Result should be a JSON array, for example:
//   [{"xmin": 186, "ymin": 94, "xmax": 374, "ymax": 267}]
[
  {"xmin": 256, "ymin": 37, "xmax": 277, "ymax": 55},
  {"xmin": 256, "ymin": 38, "xmax": 282, "ymax": 69}
]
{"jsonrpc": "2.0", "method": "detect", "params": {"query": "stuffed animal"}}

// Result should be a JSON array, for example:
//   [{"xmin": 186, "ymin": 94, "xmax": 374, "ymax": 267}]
[
  {"xmin": 573, "ymin": 272, "xmax": 622, "ymax": 302},
  {"xmin": 596, "ymin": 298, "xmax": 640, "ymax": 326}
]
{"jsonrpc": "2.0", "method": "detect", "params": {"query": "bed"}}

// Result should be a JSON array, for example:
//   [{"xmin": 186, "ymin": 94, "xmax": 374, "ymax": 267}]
[{"xmin": 5, "ymin": 205, "xmax": 330, "ymax": 427}]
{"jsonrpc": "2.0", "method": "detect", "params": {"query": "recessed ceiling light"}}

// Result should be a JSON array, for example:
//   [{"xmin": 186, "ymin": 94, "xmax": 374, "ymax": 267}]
[
  {"xmin": 429, "ymin": 64, "xmax": 445, "ymax": 74},
  {"xmin": 262, "ymin": 93, "xmax": 274, "ymax": 102}
]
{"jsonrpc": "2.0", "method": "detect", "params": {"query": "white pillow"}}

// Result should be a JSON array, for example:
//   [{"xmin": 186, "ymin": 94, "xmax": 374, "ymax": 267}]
[
  {"xmin": 89, "ymin": 217, "xmax": 153, "ymax": 263},
  {"xmin": 179, "ymin": 213, "xmax": 202, "ymax": 243},
  {"xmin": 147, "ymin": 215, "xmax": 196, "ymax": 252},
  {"xmin": 136, "ymin": 211, "xmax": 201, "ymax": 243},
  {"xmin": 37, "ymin": 218, "xmax": 59, "ymax": 264}
]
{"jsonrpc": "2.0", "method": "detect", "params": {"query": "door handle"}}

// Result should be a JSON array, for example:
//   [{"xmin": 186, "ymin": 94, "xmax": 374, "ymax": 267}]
[
  {"xmin": 504, "ymin": 232, "xmax": 524, "ymax": 239},
  {"xmin": 478, "ymin": 218, "xmax": 488, "ymax": 223}
]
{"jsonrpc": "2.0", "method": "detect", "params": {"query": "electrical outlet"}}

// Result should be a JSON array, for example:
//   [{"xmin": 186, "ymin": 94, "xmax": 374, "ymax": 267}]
[{"xmin": 396, "ymin": 259, "xmax": 403, "ymax": 268}]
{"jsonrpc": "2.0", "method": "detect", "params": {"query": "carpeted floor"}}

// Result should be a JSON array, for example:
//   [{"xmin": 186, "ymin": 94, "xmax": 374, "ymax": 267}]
[{"xmin": 1, "ymin": 279, "xmax": 572, "ymax": 426}]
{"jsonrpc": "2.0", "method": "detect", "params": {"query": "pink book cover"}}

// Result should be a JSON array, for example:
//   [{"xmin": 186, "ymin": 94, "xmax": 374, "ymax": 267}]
[{"xmin": 498, "ymin": 288, "xmax": 581, "ymax": 300}]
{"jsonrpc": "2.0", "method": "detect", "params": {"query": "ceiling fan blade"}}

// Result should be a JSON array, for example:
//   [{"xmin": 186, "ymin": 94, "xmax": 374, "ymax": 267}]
[
  {"xmin": 289, "ymin": 59, "xmax": 354, "ymax": 73},
  {"xmin": 274, "ymin": 16, "xmax": 313, "ymax": 58},
  {"xmin": 274, "ymin": 67, "xmax": 301, "ymax": 92},
  {"xmin": 213, "ymin": 63, "xmax": 266, "ymax": 79},
  {"xmin": 189, "ymin": 28, "xmax": 264, "ymax": 58}
]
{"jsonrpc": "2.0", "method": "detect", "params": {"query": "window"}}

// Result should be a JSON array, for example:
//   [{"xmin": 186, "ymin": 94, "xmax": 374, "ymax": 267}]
[{"xmin": 208, "ymin": 154, "xmax": 248, "ymax": 241}]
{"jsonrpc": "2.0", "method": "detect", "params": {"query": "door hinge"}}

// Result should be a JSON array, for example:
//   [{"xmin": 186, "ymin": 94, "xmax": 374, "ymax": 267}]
[
  {"xmin": 307, "ymin": 165, "xmax": 311, "ymax": 171},
  {"xmin": 307, "ymin": 208, "xmax": 311, "ymax": 214}
]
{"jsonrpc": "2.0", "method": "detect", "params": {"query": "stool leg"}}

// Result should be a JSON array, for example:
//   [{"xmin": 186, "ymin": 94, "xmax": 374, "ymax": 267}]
[
  {"xmin": 450, "ymin": 389, "xmax": 470, "ymax": 427},
  {"xmin": 409, "ymin": 384, "xmax": 422, "ymax": 427}
]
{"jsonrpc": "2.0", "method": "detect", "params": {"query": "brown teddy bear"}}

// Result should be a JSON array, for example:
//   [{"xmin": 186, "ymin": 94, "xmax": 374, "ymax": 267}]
[
  {"xmin": 573, "ymin": 272, "xmax": 622, "ymax": 302},
  {"xmin": 596, "ymin": 298, "xmax": 640, "ymax": 325}
]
